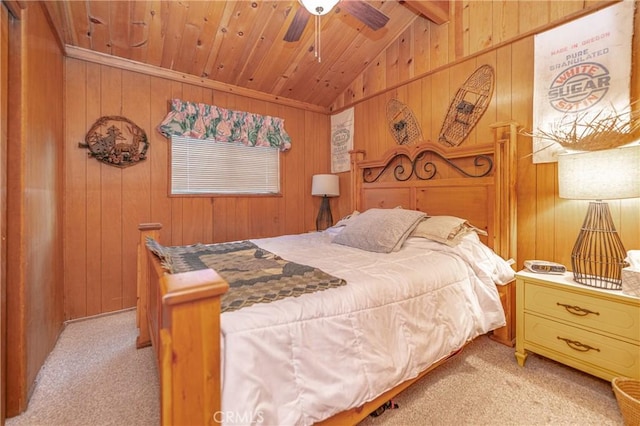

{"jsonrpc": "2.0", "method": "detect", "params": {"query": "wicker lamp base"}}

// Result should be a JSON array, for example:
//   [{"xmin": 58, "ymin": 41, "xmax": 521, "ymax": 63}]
[{"xmin": 571, "ymin": 201, "xmax": 627, "ymax": 290}]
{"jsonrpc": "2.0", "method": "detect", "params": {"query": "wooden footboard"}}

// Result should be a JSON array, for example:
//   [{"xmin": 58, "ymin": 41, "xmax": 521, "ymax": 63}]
[{"xmin": 136, "ymin": 223, "xmax": 229, "ymax": 425}]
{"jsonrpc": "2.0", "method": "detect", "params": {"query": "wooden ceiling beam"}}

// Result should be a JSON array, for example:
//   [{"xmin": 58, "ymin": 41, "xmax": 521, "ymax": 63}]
[{"xmin": 401, "ymin": 0, "xmax": 449, "ymax": 25}]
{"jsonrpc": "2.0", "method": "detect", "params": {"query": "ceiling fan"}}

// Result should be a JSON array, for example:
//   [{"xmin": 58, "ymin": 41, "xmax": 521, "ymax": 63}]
[{"xmin": 283, "ymin": 0, "xmax": 390, "ymax": 42}]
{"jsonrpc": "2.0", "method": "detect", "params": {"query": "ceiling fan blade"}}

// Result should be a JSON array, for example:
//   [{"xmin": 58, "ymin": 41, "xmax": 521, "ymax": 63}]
[
  {"xmin": 283, "ymin": 6, "xmax": 311, "ymax": 42},
  {"xmin": 340, "ymin": 0, "xmax": 389, "ymax": 31}
]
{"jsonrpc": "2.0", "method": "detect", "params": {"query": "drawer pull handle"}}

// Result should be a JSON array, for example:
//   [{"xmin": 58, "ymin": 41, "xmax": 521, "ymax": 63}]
[
  {"xmin": 557, "ymin": 337, "xmax": 601, "ymax": 353},
  {"xmin": 556, "ymin": 303, "xmax": 600, "ymax": 317}
]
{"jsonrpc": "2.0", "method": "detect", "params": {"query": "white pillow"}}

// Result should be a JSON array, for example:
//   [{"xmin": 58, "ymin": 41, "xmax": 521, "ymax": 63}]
[
  {"xmin": 332, "ymin": 208, "xmax": 426, "ymax": 253},
  {"xmin": 411, "ymin": 215, "xmax": 487, "ymax": 247}
]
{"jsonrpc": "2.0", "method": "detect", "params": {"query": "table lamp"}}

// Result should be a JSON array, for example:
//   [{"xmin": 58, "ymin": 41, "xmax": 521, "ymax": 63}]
[
  {"xmin": 558, "ymin": 144, "xmax": 640, "ymax": 289},
  {"xmin": 312, "ymin": 174, "xmax": 340, "ymax": 231}
]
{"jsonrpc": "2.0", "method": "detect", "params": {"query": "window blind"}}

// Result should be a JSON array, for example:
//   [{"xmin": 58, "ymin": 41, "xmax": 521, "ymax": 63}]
[{"xmin": 171, "ymin": 136, "xmax": 280, "ymax": 195}]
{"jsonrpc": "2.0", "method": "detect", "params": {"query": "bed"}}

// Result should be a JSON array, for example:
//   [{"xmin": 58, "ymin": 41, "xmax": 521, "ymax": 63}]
[{"xmin": 136, "ymin": 121, "xmax": 518, "ymax": 425}]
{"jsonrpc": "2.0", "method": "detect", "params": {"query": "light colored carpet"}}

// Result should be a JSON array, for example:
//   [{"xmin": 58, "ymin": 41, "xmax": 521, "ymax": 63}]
[
  {"xmin": 358, "ymin": 336, "xmax": 623, "ymax": 426},
  {"xmin": 7, "ymin": 309, "xmax": 159, "ymax": 426},
  {"xmin": 7, "ymin": 309, "xmax": 624, "ymax": 426}
]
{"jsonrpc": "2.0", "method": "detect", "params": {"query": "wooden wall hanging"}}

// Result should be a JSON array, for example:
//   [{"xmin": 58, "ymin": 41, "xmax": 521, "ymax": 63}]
[
  {"xmin": 79, "ymin": 116, "xmax": 148, "ymax": 167},
  {"xmin": 386, "ymin": 98, "xmax": 423, "ymax": 145},
  {"xmin": 438, "ymin": 65, "xmax": 495, "ymax": 147}
]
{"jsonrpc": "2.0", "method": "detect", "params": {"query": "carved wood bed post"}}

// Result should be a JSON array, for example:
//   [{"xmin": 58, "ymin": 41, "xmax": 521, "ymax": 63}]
[
  {"xmin": 160, "ymin": 269, "xmax": 229, "ymax": 425},
  {"xmin": 349, "ymin": 149, "xmax": 366, "ymax": 212},
  {"xmin": 137, "ymin": 223, "xmax": 229, "ymax": 425},
  {"xmin": 137, "ymin": 223, "xmax": 162, "ymax": 348},
  {"xmin": 490, "ymin": 121, "xmax": 518, "ymax": 263}
]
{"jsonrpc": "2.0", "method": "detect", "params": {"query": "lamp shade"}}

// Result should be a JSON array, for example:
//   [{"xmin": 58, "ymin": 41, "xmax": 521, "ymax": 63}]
[
  {"xmin": 311, "ymin": 174, "xmax": 339, "ymax": 197},
  {"xmin": 300, "ymin": 0, "xmax": 339, "ymax": 15},
  {"xmin": 558, "ymin": 144, "xmax": 640, "ymax": 200}
]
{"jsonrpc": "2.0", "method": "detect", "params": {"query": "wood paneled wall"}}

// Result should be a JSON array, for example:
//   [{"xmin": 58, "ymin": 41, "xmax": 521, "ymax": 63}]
[
  {"xmin": 5, "ymin": 1, "xmax": 65, "ymax": 416},
  {"xmin": 330, "ymin": 1, "xmax": 620, "ymax": 111},
  {"xmin": 63, "ymin": 60, "xmax": 333, "ymax": 319},
  {"xmin": 332, "ymin": 0, "xmax": 640, "ymax": 270},
  {"xmin": 1, "ymin": 4, "xmax": 8, "ymax": 423},
  {"xmin": 62, "ymin": 0, "xmax": 639, "ymax": 320}
]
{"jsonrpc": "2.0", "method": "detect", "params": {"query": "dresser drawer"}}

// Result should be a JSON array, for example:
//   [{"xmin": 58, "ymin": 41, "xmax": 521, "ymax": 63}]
[
  {"xmin": 524, "ymin": 281, "xmax": 639, "ymax": 342},
  {"xmin": 524, "ymin": 314, "xmax": 640, "ymax": 380}
]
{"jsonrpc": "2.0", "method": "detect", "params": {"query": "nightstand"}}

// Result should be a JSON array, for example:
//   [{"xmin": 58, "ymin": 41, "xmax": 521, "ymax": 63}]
[{"xmin": 515, "ymin": 270, "xmax": 640, "ymax": 381}]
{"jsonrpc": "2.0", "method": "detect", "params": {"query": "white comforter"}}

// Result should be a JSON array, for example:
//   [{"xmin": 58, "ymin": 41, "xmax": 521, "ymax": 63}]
[{"xmin": 220, "ymin": 229, "xmax": 514, "ymax": 425}]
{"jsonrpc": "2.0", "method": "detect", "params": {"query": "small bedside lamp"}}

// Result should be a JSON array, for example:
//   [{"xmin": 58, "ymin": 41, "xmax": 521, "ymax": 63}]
[
  {"xmin": 312, "ymin": 174, "xmax": 340, "ymax": 231},
  {"xmin": 558, "ymin": 144, "xmax": 640, "ymax": 289}
]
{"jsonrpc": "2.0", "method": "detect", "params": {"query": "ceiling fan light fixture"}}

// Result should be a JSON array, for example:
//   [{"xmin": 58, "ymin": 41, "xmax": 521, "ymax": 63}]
[{"xmin": 300, "ymin": 0, "xmax": 339, "ymax": 16}]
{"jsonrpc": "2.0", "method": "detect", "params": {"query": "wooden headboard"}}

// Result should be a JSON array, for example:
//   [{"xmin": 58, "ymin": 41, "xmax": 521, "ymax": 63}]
[{"xmin": 349, "ymin": 122, "xmax": 517, "ymax": 262}]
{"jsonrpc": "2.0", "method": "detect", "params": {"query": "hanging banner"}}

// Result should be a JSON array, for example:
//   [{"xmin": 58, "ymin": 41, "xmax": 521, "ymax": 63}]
[
  {"xmin": 532, "ymin": 1, "xmax": 634, "ymax": 163},
  {"xmin": 331, "ymin": 107, "xmax": 354, "ymax": 173}
]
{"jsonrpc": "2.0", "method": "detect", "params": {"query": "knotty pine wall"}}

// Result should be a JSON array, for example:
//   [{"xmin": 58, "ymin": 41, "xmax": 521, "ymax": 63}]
[
  {"xmin": 63, "ymin": 1, "xmax": 640, "ymax": 319},
  {"xmin": 331, "ymin": 0, "xmax": 640, "ymax": 271},
  {"xmin": 330, "ymin": 1, "xmax": 624, "ymax": 110},
  {"xmin": 5, "ymin": 1, "xmax": 65, "ymax": 416},
  {"xmin": 1, "ymin": 4, "xmax": 8, "ymax": 423},
  {"xmin": 63, "ymin": 60, "xmax": 334, "ymax": 319}
]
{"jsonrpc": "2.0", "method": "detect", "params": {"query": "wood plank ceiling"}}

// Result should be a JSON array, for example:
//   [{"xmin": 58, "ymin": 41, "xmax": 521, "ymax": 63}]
[{"xmin": 43, "ymin": 1, "xmax": 449, "ymax": 110}]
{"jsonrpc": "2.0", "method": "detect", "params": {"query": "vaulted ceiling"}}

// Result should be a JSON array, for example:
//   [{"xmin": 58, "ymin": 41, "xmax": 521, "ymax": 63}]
[{"xmin": 43, "ymin": 1, "xmax": 449, "ymax": 110}]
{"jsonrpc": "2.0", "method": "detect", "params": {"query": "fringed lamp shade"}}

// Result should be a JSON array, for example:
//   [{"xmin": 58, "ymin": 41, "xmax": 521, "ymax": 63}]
[
  {"xmin": 312, "ymin": 174, "xmax": 340, "ymax": 231},
  {"xmin": 558, "ymin": 144, "xmax": 640, "ymax": 289}
]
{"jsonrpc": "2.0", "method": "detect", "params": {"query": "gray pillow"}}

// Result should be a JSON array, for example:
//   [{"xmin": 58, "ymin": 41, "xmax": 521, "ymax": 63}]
[
  {"xmin": 332, "ymin": 208, "xmax": 426, "ymax": 253},
  {"xmin": 333, "ymin": 210, "xmax": 360, "ymax": 227},
  {"xmin": 411, "ymin": 215, "xmax": 488, "ymax": 246}
]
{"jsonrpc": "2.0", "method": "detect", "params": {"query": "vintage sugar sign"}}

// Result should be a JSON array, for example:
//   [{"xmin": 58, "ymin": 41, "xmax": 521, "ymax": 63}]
[
  {"xmin": 532, "ymin": 1, "xmax": 634, "ymax": 163},
  {"xmin": 331, "ymin": 107, "xmax": 354, "ymax": 173}
]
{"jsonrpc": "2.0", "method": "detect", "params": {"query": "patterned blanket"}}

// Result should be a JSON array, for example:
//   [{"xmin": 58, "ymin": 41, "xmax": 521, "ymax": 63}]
[{"xmin": 146, "ymin": 238, "xmax": 346, "ymax": 313}]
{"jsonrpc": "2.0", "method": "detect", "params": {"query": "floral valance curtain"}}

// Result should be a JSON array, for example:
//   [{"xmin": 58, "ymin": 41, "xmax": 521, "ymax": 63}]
[{"xmin": 158, "ymin": 98, "xmax": 292, "ymax": 151}]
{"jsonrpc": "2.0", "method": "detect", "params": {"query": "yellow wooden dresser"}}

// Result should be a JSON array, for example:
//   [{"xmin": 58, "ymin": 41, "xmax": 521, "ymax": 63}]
[{"xmin": 515, "ymin": 270, "xmax": 640, "ymax": 381}]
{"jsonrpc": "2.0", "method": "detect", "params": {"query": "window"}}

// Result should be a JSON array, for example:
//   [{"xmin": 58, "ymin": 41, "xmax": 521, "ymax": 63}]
[{"xmin": 170, "ymin": 136, "xmax": 280, "ymax": 195}]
